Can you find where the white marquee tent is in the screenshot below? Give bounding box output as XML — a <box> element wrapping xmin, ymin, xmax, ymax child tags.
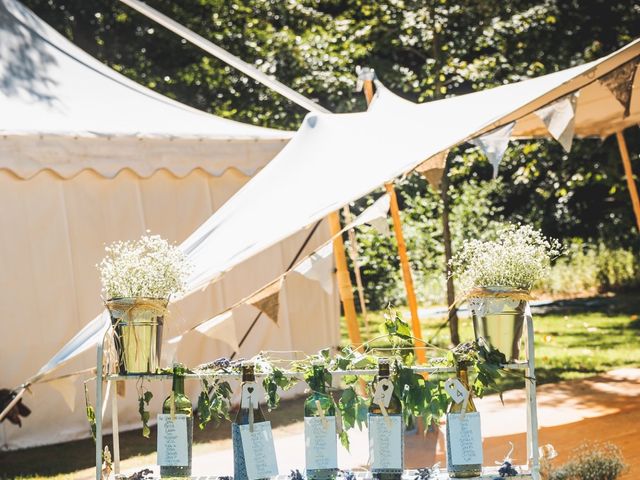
<box><xmin>0</xmin><ymin>0</ymin><xmax>339</xmax><ymax>450</ymax></box>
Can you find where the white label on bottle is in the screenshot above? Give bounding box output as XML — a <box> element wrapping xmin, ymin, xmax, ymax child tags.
<box><xmin>447</xmin><ymin>412</ymin><xmax>483</xmax><ymax>465</ymax></box>
<box><xmin>368</xmin><ymin>414</ymin><xmax>403</xmax><ymax>470</ymax></box>
<box><xmin>304</xmin><ymin>416</ymin><xmax>338</xmax><ymax>470</ymax></box>
<box><xmin>239</xmin><ymin>421</ymin><xmax>279</xmax><ymax>480</ymax></box>
<box><xmin>241</xmin><ymin>382</ymin><xmax>260</xmax><ymax>409</ymax></box>
<box><xmin>373</xmin><ymin>378</ymin><xmax>394</xmax><ymax>408</ymax></box>
<box><xmin>157</xmin><ymin>414</ymin><xmax>189</xmax><ymax>467</ymax></box>
<box><xmin>444</xmin><ymin>378</ymin><xmax>469</xmax><ymax>404</ymax></box>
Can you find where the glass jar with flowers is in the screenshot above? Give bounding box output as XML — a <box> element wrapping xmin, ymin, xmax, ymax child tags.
<box><xmin>449</xmin><ymin>224</ymin><xmax>561</xmax><ymax>360</ymax></box>
<box><xmin>99</xmin><ymin>234</ymin><xmax>191</xmax><ymax>374</ymax></box>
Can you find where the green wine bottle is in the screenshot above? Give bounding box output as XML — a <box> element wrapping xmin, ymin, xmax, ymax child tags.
<box><xmin>160</xmin><ymin>363</ymin><xmax>193</xmax><ymax>478</ymax></box>
<box><xmin>233</xmin><ymin>362</ymin><xmax>266</xmax><ymax>480</ymax></box>
<box><xmin>446</xmin><ymin>365</ymin><xmax>482</xmax><ymax>478</ymax></box>
<box><xmin>369</xmin><ymin>358</ymin><xmax>403</xmax><ymax>480</ymax></box>
<box><xmin>304</xmin><ymin>364</ymin><xmax>338</xmax><ymax>480</ymax></box>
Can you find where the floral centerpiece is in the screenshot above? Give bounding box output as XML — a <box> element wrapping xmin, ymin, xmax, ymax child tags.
<box><xmin>449</xmin><ymin>223</ymin><xmax>561</xmax><ymax>359</ymax></box>
<box><xmin>99</xmin><ymin>234</ymin><xmax>191</xmax><ymax>374</ymax></box>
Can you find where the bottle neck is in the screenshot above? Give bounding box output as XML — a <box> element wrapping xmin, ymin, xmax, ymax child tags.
<box><xmin>456</xmin><ymin>365</ymin><xmax>470</xmax><ymax>389</ymax></box>
<box><xmin>241</xmin><ymin>362</ymin><xmax>256</xmax><ymax>383</ymax></box>
<box><xmin>172</xmin><ymin>374</ymin><xmax>185</xmax><ymax>395</ymax></box>
<box><xmin>312</xmin><ymin>367</ymin><xmax>326</xmax><ymax>393</ymax></box>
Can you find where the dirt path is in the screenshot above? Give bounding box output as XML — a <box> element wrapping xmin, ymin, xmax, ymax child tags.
<box><xmin>83</xmin><ymin>368</ymin><xmax>640</xmax><ymax>479</ymax></box>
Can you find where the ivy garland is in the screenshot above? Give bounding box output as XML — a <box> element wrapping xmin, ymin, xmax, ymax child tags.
<box><xmin>85</xmin><ymin>312</ymin><xmax>509</xmax><ymax>443</ymax></box>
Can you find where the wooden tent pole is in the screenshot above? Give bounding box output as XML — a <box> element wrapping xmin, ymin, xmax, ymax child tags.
<box><xmin>616</xmin><ymin>130</ymin><xmax>640</xmax><ymax>232</ymax></box>
<box><xmin>329</xmin><ymin>212</ymin><xmax>362</xmax><ymax>345</ymax></box>
<box><xmin>362</xmin><ymin>78</ymin><xmax>426</xmax><ymax>363</ymax></box>
<box><xmin>343</xmin><ymin>206</ymin><xmax>370</xmax><ymax>333</ymax></box>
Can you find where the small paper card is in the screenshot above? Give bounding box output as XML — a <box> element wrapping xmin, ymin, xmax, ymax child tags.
<box><xmin>241</xmin><ymin>382</ymin><xmax>260</xmax><ymax>409</ymax></box>
<box><xmin>447</xmin><ymin>412</ymin><xmax>483</xmax><ymax>465</ymax></box>
<box><xmin>239</xmin><ymin>421</ymin><xmax>279</xmax><ymax>480</ymax></box>
<box><xmin>373</xmin><ymin>379</ymin><xmax>394</xmax><ymax>408</ymax></box>
<box><xmin>157</xmin><ymin>414</ymin><xmax>189</xmax><ymax>467</ymax></box>
<box><xmin>368</xmin><ymin>414</ymin><xmax>403</xmax><ymax>470</ymax></box>
<box><xmin>304</xmin><ymin>416</ymin><xmax>338</xmax><ymax>470</ymax></box>
<box><xmin>444</xmin><ymin>378</ymin><xmax>469</xmax><ymax>404</ymax></box>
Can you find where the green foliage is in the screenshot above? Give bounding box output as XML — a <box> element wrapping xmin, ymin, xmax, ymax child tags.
<box><xmin>83</xmin><ymin>383</ymin><xmax>97</xmax><ymax>442</ymax></box>
<box><xmin>196</xmin><ymin>378</ymin><xmax>232</xmax><ymax>430</ymax></box>
<box><xmin>137</xmin><ymin>388</ymin><xmax>153</xmax><ymax>438</ymax></box>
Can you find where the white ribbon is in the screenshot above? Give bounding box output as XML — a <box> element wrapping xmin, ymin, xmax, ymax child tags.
<box><xmin>293</xmin><ymin>243</ymin><xmax>335</xmax><ymax>294</ymax></box>
<box><xmin>535</xmin><ymin>92</ymin><xmax>579</xmax><ymax>152</ymax></box>
<box><xmin>470</xmin><ymin>122</ymin><xmax>515</xmax><ymax>178</ymax></box>
<box><xmin>194</xmin><ymin>310</ymin><xmax>239</xmax><ymax>350</ymax></box>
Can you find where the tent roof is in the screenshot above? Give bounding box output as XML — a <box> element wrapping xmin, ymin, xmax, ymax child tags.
<box><xmin>0</xmin><ymin>0</ymin><xmax>292</xmax><ymax>178</ymax></box>
<box><xmin>29</xmin><ymin>38</ymin><xmax>639</xmax><ymax>384</ymax></box>
<box><xmin>182</xmin><ymin>38</ymin><xmax>639</xmax><ymax>292</ymax></box>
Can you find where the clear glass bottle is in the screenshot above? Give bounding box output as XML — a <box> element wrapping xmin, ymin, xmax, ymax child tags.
<box><xmin>304</xmin><ymin>364</ymin><xmax>338</xmax><ymax>480</ymax></box>
<box><xmin>446</xmin><ymin>365</ymin><xmax>482</xmax><ymax>478</ymax></box>
<box><xmin>369</xmin><ymin>358</ymin><xmax>403</xmax><ymax>480</ymax></box>
<box><xmin>160</xmin><ymin>363</ymin><xmax>193</xmax><ymax>478</ymax></box>
<box><xmin>233</xmin><ymin>362</ymin><xmax>266</xmax><ymax>480</ymax></box>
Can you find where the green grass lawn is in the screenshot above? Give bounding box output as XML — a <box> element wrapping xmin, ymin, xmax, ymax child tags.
<box><xmin>2</xmin><ymin>293</ymin><xmax>639</xmax><ymax>479</ymax></box>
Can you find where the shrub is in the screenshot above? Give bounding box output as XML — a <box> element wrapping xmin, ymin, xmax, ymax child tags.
<box><xmin>546</xmin><ymin>442</ymin><xmax>627</xmax><ymax>480</ymax></box>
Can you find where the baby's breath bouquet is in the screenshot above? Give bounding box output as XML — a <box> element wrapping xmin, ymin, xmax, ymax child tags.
<box><xmin>99</xmin><ymin>234</ymin><xmax>191</xmax><ymax>300</ymax></box>
<box><xmin>450</xmin><ymin>223</ymin><xmax>561</xmax><ymax>295</ymax></box>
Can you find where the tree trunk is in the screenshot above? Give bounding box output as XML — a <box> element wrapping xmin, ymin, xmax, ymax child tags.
<box><xmin>440</xmin><ymin>171</ymin><xmax>460</xmax><ymax>346</ymax></box>
<box><xmin>430</xmin><ymin>1</ymin><xmax>460</xmax><ymax>345</ymax></box>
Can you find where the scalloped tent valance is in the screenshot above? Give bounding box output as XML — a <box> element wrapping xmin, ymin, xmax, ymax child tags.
<box><xmin>0</xmin><ymin>0</ymin><xmax>292</xmax><ymax>179</ymax></box>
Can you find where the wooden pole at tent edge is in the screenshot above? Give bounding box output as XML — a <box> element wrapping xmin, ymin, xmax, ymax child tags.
<box><xmin>329</xmin><ymin>212</ymin><xmax>362</xmax><ymax>345</ymax></box>
<box><xmin>616</xmin><ymin>130</ymin><xmax>640</xmax><ymax>232</ymax></box>
<box><xmin>362</xmin><ymin>80</ymin><xmax>426</xmax><ymax>364</ymax></box>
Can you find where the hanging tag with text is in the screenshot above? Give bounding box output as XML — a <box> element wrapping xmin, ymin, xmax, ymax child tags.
<box><xmin>444</xmin><ymin>378</ymin><xmax>469</xmax><ymax>404</ymax></box>
<box><xmin>373</xmin><ymin>378</ymin><xmax>394</xmax><ymax>408</ymax></box>
<box><xmin>241</xmin><ymin>382</ymin><xmax>259</xmax><ymax>409</ymax></box>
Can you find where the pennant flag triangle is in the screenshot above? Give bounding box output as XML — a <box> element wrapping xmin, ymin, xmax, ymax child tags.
<box><xmin>534</xmin><ymin>92</ymin><xmax>579</xmax><ymax>153</ymax></box>
<box><xmin>195</xmin><ymin>310</ymin><xmax>239</xmax><ymax>350</ymax></box>
<box><xmin>598</xmin><ymin>58</ymin><xmax>639</xmax><ymax>117</ymax></box>
<box><xmin>247</xmin><ymin>278</ymin><xmax>284</xmax><ymax>324</ymax></box>
<box><xmin>293</xmin><ymin>243</ymin><xmax>335</xmax><ymax>294</ymax></box>
<box><xmin>470</xmin><ymin>122</ymin><xmax>515</xmax><ymax>178</ymax></box>
<box><xmin>416</xmin><ymin>150</ymin><xmax>449</xmax><ymax>190</ymax></box>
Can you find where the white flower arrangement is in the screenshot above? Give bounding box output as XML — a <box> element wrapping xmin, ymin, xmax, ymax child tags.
<box><xmin>99</xmin><ymin>234</ymin><xmax>191</xmax><ymax>300</ymax></box>
<box><xmin>450</xmin><ymin>223</ymin><xmax>561</xmax><ymax>294</ymax></box>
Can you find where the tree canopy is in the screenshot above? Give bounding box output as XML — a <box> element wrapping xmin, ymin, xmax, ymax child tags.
<box><xmin>22</xmin><ymin>0</ymin><xmax>640</xmax><ymax>306</ymax></box>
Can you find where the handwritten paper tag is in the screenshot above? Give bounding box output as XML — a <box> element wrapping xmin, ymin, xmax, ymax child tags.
<box><xmin>447</xmin><ymin>412</ymin><xmax>483</xmax><ymax>465</ymax></box>
<box><xmin>373</xmin><ymin>379</ymin><xmax>394</xmax><ymax>408</ymax></box>
<box><xmin>368</xmin><ymin>414</ymin><xmax>403</xmax><ymax>470</ymax></box>
<box><xmin>157</xmin><ymin>414</ymin><xmax>189</xmax><ymax>467</ymax></box>
<box><xmin>239</xmin><ymin>421</ymin><xmax>279</xmax><ymax>480</ymax></box>
<box><xmin>304</xmin><ymin>416</ymin><xmax>338</xmax><ymax>470</ymax></box>
<box><xmin>241</xmin><ymin>382</ymin><xmax>260</xmax><ymax>409</ymax></box>
<box><xmin>444</xmin><ymin>378</ymin><xmax>469</xmax><ymax>404</ymax></box>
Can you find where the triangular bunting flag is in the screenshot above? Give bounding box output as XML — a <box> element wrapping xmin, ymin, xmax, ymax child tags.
<box><xmin>247</xmin><ymin>278</ymin><xmax>283</xmax><ymax>324</ymax></box>
<box><xmin>293</xmin><ymin>243</ymin><xmax>335</xmax><ymax>294</ymax></box>
<box><xmin>535</xmin><ymin>92</ymin><xmax>579</xmax><ymax>152</ymax></box>
<box><xmin>346</xmin><ymin>194</ymin><xmax>391</xmax><ymax>234</ymax></box>
<box><xmin>416</xmin><ymin>150</ymin><xmax>449</xmax><ymax>190</ymax></box>
<box><xmin>161</xmin><ymin>334</ymin><xmax>183</xmax><ymax>365</ymax></box>
<box><xmin>49</xmin><ymin>376</ymin><xmax>77</xmax><ymax>412</ymax></box>
<box><xmin>599</xmin><ymin>58</ymin><xmax>639</xmax><ymax>117</ymax></box>
<box><xmin>470</xmin><ymin>122</ymin><xmax>515</xmax><ymax>178</ymax></box>
<box><xmin>195</xmin><ymin>310</ymin><xmax>239</xmax><ymax>350</ymax></box>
